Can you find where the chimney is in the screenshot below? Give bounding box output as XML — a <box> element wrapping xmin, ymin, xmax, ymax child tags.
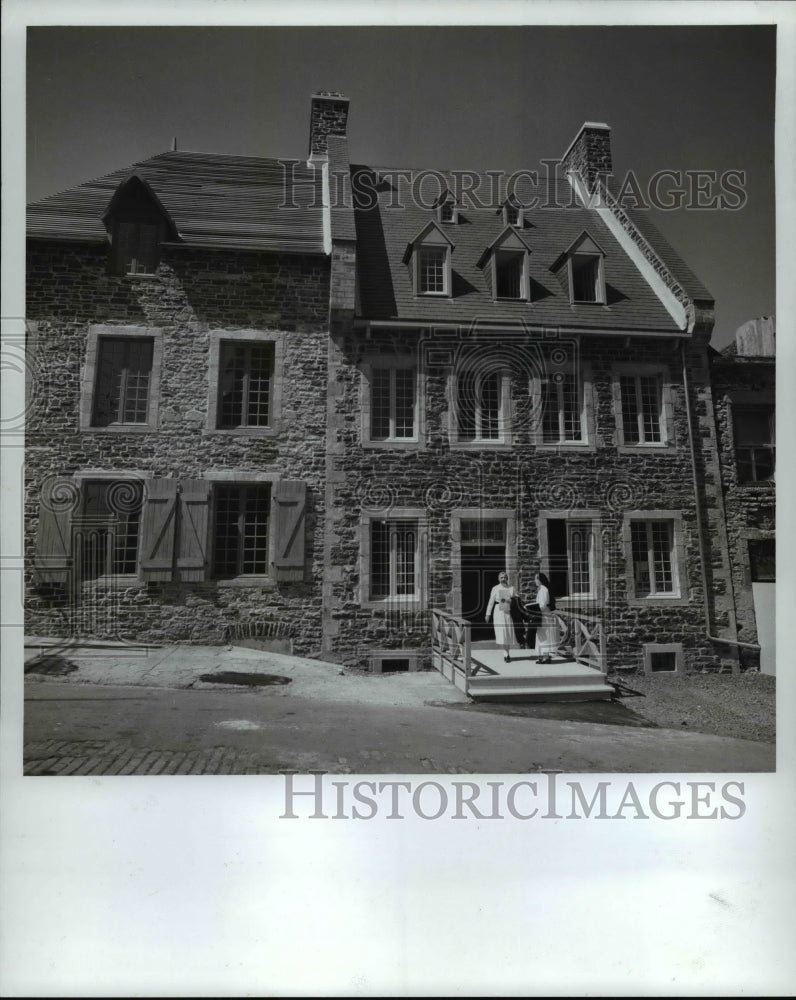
<box><xmin>308</xmin><ymin>91</ymin><xmax>350</xmax><ymax>160</ymax></box>
<box><xmin>735</xmin><ymin>316</ymin><xmax>775</xmax><ymax>357</ymax></box>
<box><xmin>561</xmin><ymin>122</ymin><xmax>612</xmax><ymax>193</ymax></box>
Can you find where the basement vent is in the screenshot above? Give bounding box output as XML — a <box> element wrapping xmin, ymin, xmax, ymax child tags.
<box><xmin>369</xmin><ymin>651</ymin><xmax>420</xmax><ymax>674</ymax></box>
<box><xmin>643</xmin><ymin>643</ymin><xmax>684</xmax><ymax>675</ymax></box>
<box><xmin>382</xmin><ymin>658</ymin><xmax>410</xmax><ymax>672</ymax></box>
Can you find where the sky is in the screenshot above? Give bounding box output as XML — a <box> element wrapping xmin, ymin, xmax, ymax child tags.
<box><xmin>23</xmin><ymin>23</ymin><xmax>777</xmax><ymax>348</ymax></box>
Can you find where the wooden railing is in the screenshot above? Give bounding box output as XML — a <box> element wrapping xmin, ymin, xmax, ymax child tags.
<box><xmin>430</xmin><ymin>608</ymin><xmax>472</xmax><ymax>696</ymax></box>
<box><xmin>553</xmin><ymin>609</ymin><xmax>607</xmax><ymax>673</ymax></box>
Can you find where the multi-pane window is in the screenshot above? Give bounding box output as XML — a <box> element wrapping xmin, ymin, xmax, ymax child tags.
<box><xmin>748</xmin><ymin>539</ymin><xmax>775</xmax><ymax>582</ymax></box>
<box><xmin>79</xmin><ymin>481</ymin><xmax>143</xmax><ymax>579</ymax></box>
<box><xmin>495</xmin><ymin>251</ymin><xmax>524</xmax><ymax>299</ymax></box>
<box><xmin>212</xmin><ymin>485</ymin><xmax>271</xmax><ymax>577</ymax></box>
<box><xmin>621</xmin><ymin>375</ymin><xmax>662</xmax><ymax>444</ymax></box>
<box><xmin>114</xmin><ymin>221</ymin><xmax>160</xmax><ymax>275</ymax></box>
<box><xmin>570</xmin><ymin>254</ymin><xmax>602</xmax><ymax>303</ymax></box>
<box><xmin>630</xmin><ymin>520</ymin><xmax>676</xmax><ymax>597</ymax></box>
<box><xmin>542</xmin><ymin>373</ymin><xmax>583</xmax><ymax>443</ymax></box>
<box><xmin>504</xmin><ymin>203</ymin><xmax>520</xmax><ymax>226</ymax></box>
<box><xmin>439</xmin><ymin>200</ymin><xmax>455</xmax><ymax>223</ymax></box>
<box><xmin>547</xmin><ymin>520</ymin><xmax>593</xmax><ymax>599</ymax></box>
<box><xmin>217</xmin><ymin>342</ymin><xmax>275</xmax><ymax>429</ymax></box>
<box><xmin>371</xmin><ymin>367</ymin><xmax>416</xmax><ymax>441</ymax></box>
<box><xmin>92</xmin><ymin>337</ymin><xmax>154</xmax><ymax>426</ymax></box>
<box><xmin>418</xmin><ymin>247</ymin><xmax>447</xmax><ymax>294</ymax></box>
<box><xmin>733</xmin><ymin>406</ymin><xmax>775</xmax><ymax>483</ymax></box>
<box><xmin>370</xmin><ymin>520</ymin><xmax>418</xmax><ymax>600</ymax></box>
<box><xmin>457</xmin><ymin>370</ymin><xmax>502</xmax><ymax>441</ymax></box>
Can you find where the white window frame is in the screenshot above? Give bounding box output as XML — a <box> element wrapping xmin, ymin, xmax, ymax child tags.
<box><xmin>414</xmin><ymin>244</ymin><xmax>451</xmax><ymax>297</ymax></box>
<box><xmin>450</xmin><ymin>366</ymin><xmax>512</xmax><ymax>448</ymax></box>
<box><xmin>360</xmin><ymin>508</ymin><xmax>426</xmax><ymax>610</ymax></box>
<box><xmin>567</xmin><ymin>252</ymin><xmax>605</xmax><ymax>304</ymax></box>
<box><xmin>612</xmin><ymin>363</ymin><xmax>675</xmax><ymax>452</ymax></box>
<box><xmin>206</xmin><ymin>330</ymin><xmax>284</xmax><ymax>437</ymax></box>
<box><xmin>491</xmin><ymin>249</ymin><xmax>530</xmax><ymax>301</ymax></box>
<box><xmin>538</xmin><ymin>509</ymin><xmax>603</xmax><ymax>605</ymax></box>
<box><xmin>437</xmin><ymin>199</ymin><xmax>458</xmax><ymax>224</ymax></box>
<box><xmin>502</xmin><ymin>202</ymin><xmax>523</xmax><ymax>228</ymax></box>
<box><xmin>80</xmin><ymin>325</ymin><xmax>164</xmax><ymax>433</ymax></box>
<box><xmin>530</xmin><ymin>361</ymin><xmax>595</xmax><ymax>451</ymax></box>
<box><xmin>642</xmin><ymin>643</ymin><xmax>685</xmax><ymax>675</ymax></box>
<box><xmin>621</xmin><ymin>510</ymin><xmax>689</xmax><ymax>606</ymax></box>
<box><xmin>361</xmin><ymin>356</ymin><xmax>423</xmax><ymax>448</ymax></box>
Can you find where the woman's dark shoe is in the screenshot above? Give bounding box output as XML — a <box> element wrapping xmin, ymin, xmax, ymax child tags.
<box><xmin>504</xmin><ymin>655</ymin><xmax>511</xmax><ymax>662</ymax></box>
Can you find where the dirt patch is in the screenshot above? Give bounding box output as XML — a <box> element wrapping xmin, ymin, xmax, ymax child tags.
<box><xmin>612</xmin><ymin>671</ymin><xmax>775</xmax><ymax>743</ymax></box>
<box><xmin>25</xmin><ymin>654</ymin><xmax>79</xmax><ymax>677</ymax></box>
<box><xmin>428</xmin><ymin>698</ymin><xmax>657</xmax><ymax>728</ymax></box>
<box><xmin>199</xmin><ymin>671</ymin><xmax>292</xmax><ymax>687</ymax></box>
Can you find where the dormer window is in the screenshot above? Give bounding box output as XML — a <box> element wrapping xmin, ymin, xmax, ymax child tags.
<box><xmin>403</xmin><ymin>221</ymin><xmax>454</xmax><ymax>297</ymax></box>
<box><xmin>436</xmin><ymin>190</ymin><xmax>458</xmax><ymax>224</ymax></box>
<box><xmin>500</xmin><ymin>196</ymin><xmax>523</xmax><ymax>228</ymax></box>
<box><xmin>553</xmin><ymin>231</ymin><xmax>606</xmax><ymax>305</ymax></box>
<box><xmin>477</xmin><ymin>227</ymin><xmax>532</xmax><ymax>302</ymax></box>
<box><xmin>103</xmin><ymin>174</ymin><xmax>178</xmax><ymax>277</ymax></box>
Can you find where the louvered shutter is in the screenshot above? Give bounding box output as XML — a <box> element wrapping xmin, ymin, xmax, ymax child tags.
<box><xmin>138</xmin><ymin>478</ymin><xmax>178</xmax><ymax>581</ymax></box>
<box><xmin>34</xmin><ymin>478</ymin><xmax>78</xmax><ymax>584</ymax></box>
<box><xmin>272</xmin><ymin>480</ymin><xmax>307</xmax><ymax>580</ymax></box>
<box><xmin>176</xmin><ymin>478</ymin><xmax>210</xmax><ymax>582</ymax></box>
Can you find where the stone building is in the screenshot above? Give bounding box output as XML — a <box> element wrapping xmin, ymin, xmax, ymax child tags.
<box><xmin>709</xmin><ymin>317</ymin><xmax>775</xmax><ymax>673</ymax></box>
<box><xmin>25</xmin><ymin>92</ymin><xmax>750</xmax><ymax>675</ymax></box>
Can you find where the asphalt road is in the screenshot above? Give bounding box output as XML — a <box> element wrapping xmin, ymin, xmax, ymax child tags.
<box><xmin>23</xmin><ymin>680</ymin><xmax>775</xmax><ymax>774</ymax></box>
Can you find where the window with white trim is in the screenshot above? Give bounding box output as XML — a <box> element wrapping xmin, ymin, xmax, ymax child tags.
<box><xmin>92</xmin><ymin>336</ymin><xmax>154</xmax><ymax>426</ymax></box>
<box><xmin>369</xmin><ymin>365</ymin><xmax>417</xmax><ymax>441</ymax></box>
<box><xmin>369</xmin><ymin>519</ymin><xmax>420</xmax><ymax>600</ymax></box>
<box><xmin>418</xmin><ymin>246</ymin><xmax>448</xmax><ymax>295</ymax></box>
<box><xmin>630</xmin><ymin>519</ymin><xmax>676</xmax><ymax>597</ymax></box>
<box><xmin>456</xmin><ymin>369</ymin><xmax>505</xmax><ymax>443</ymax></box>
<box><xmin>212</xmin><ymin>483</ymin><xmax>271</xmax><ymax>578</ymax></box>
<box><xmin>620</xmin><ymin>374</ymin><xmax>663</xmax><ymax>445</ymax></box>
<box><xmin>494</xmin><ymin>250</ymin><xmax>526</xmax><ymax>299</ymax></box>
<box><xmin>217</xmin><ymin>341</ymin><xmax>275</xmax><ymax>429</ymax></box>
<box><xmin>542</xmin><ymin>372</ymin><xmax>584</xmax><ymax>443</ymax></box>
<box><xmin>569</xmin><ymin>253</ymin><xmax>604</xmax><ymax>303</ymax></box>
<box><xmin>546</xmin><ymin>519</ymin><xmax>594</xmax><ymax>599</ymax></box>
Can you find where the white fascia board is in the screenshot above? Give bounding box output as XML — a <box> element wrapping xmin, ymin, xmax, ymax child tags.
<box><xmin>321</xmin><ymin>159</ymin><xmax>331</xmax><ymax>255</ymax></box>
<box><xmin>567</xmin><ymin>173</ymin><xmax>688</xmax><ymax>331</ymax></box>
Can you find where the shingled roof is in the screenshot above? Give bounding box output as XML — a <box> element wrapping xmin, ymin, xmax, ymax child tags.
<box><xmin>27</xmin><ymin>151</ymin><xmax>325</xmax><ymax>255</ymax></box>
<box><xmin>352</xmin><ymin>167</ymin><xmax>710</xmax><ymax>334</ymax></box>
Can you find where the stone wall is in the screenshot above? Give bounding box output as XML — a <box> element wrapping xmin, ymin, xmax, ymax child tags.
<box><xmin>26</xmin><ymin>239</ymin><xmax>331</xmax><ymax>653</ymax></box>
<box><xmin>323</xmin><ymin>327</ymin><xmax>734</xmax><ymax>673</ymax></box>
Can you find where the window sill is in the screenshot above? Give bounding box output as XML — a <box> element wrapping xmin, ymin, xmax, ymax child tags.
<box><xmin>204</xmin><ymin>426</ymin><xmax>279</xmax><ymax>437</ymax></box>
<box><xmin>81</xmin><ymin>576</ymin><xmax>145</xmax><ymax>589</ymax></box>
<box><xmin>120</xmin><ymin>273</ymin><xmax>162</xmax><ymax>281</ymax></box>
<box><xmin>83</xmin><ymin>423</ymin><xmax>156</xmax><ymax>434</ymax></box>
<box><xmin>362</xmin><ymin>438</ymin><xmax>424</xmax><ymax>449</ymax></box>
<box><xmin>214</xmin><ymin>576</ymin><xmax>277</xmax><ymax>590</ymax></box>
<box><xmin>617</xmin><ymin>443</ymin><xmax>676</xmax><ymax>455</ymax></box>
<box><xmin>450</xmin><ymin>439</ymin><xmax>511</xmax><ymax>450</ymax></box>
<box><xmin>416</xmin><ymin>291</ymin><xmax>450</xmax><ymax>298</ymax></box>
<box><xmin>534</xmin><ymin>442</ymin><xmax>595</xmax><ymax>453</ymax></box>
<box><xmin>361</xmin><ymin>597</ymin><xmax>423</xmax><ymax>612</ymax></box>
<box><xmin>626</xmin><ymin>595</ymin><xmax>690</xmax><ymax>608</ymax></box>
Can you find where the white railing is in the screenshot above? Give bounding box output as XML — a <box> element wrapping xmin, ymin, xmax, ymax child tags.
<box><xmin>553</xmin><ymin>609</ymin><xmax>607</xmax><ymax>673</ymax></box>
<box><xmin>430</xmin><ymin>608</ymin><xmax>472</xmax><ymax>695</ymax></box>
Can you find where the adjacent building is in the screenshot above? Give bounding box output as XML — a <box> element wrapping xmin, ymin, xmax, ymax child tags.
<box><xmin>25</xmin><ymin>91</ymin><xmax>765</xmax><ymax>676</ymax></box>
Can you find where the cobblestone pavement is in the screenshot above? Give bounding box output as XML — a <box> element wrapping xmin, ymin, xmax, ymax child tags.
<box><xmin>23</xmin><ymin>738</ymin><xmax>479</xmax><ymax>776</ymax></box>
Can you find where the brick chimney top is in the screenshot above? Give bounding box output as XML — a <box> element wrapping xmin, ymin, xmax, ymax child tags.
<box><xmin>309</xmin><ymin>92</ymin><xmax>350</xmax><ymax>159</ymax></box>
<box><xmin>561</xmin><ymin>122</ymin><xmax>612</xmax><ymax>192</ymax></box>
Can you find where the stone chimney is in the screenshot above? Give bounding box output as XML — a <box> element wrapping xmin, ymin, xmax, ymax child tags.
<box><xmin>561</xmin><ymin>122</ymin><xmax>612</xmax><ymax>192</ymax></box>
<box><xmin>308</xmin><ymin>91</ymin><xmax>350</xmax><ymax>160</ymax></box>
<box><xmin>735</xmin><ymin>316</ymin><xmax>775</xmax><ymax>357</ymax></box>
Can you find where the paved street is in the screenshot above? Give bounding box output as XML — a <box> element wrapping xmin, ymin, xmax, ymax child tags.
<box><xmin>23</xmin><ymin>680</ymin><xmax>775</xmax><ymax>774</ymax></box>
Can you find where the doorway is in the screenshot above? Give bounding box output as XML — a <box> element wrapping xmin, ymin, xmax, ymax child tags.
<box><xmin>459</xmin><ymin>519</ymin><xmax>507</xmax><ymax>642</ymax></box>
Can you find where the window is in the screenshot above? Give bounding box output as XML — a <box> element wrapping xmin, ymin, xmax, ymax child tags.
<box><xmin>504</xmin><ymin>203</ymin><xmax>520</xmax><ymax>227</ymax></box>
<box><xmin>643</xmin><ymin>643</ymin><xmax>684</xmax><ymax>674</ymax></box>
<box><xmin>570</xmin><ymin>254</ymin><xmax>603</xmax><ymax>303</ymax></box>
<box><xmin>620</xmin><ymin>374</ymin><xmax>662</xmax><ymax>444</ymax></box>
<box><xmin>439</xmin><ymin>199</ymin><xmax>458</xmax><ymax>223</ymax></box>
<box><xmin>630</xmin><ymin>520</ymin><xmax>676</xmax><ymax>597</ymax></box>
<box><xmin>91</xmin><ymin>337</ymin><xmax>154</xmax><ymax>426</ymax></box>
<box><xmin>456</xmin><ymin>369</ymin><xmax>504</xmax><ymax>442</ymax></box>
<box><xmin>542</xmin><ymin>372</ymin><xmax>584</xmax><ymax>443</ymax></box>
<box><xmin>217</xmin><ymin>342</ymin><xmax>275</xmax><ymax>429</ymax></box>
<box><xmin>370</xmin><ymin>366</ymin><xmax>417</xmax><ymax>441</ymax></box>
<box><xmin>546</xmin><ymin>519</ymin><xmax>594</xmax><ymax>599</ymax></box>
<box><xmin>494</xmin><ymin>251</ymin><xmax>525</xmax><ymax>299</ymax></box>
<box><xmin>748</xmin><ymin>539</ymin><xmax>775</xmax><ymax>582</ymax></box>
<box><xmin>369</xmin><ymin>519</ymin><xmax>419</xmax><ymax>600</ymax></box>
<box><xmin>418</xmin><ymin>246</ymin><xmax>448</xmax><ymax>294</ymax></box>
<box><xmin>212</xmin><ymin>484</ymin><xmax>271</xmax><ymax>578</ymax></box>
<box><xmin>113</xmin><ymin>220</ymin><xmax>161</xmax><ymax>275</ymax></box>
<box><xmin>734</xmin><ymin>405</ymin><xmax>775</xmax><ymax>483</ymax></box>
<box><xmin>78</xmin><ymin>480</ymin><xmax>144</xmax><ymax>580</ymax></box>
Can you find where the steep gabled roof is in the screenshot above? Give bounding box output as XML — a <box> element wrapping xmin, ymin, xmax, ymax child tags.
<box><xmin>353</xmin><ymin>167</ymin><xmax>701</xmax><ymax>333</ymax></box>
<box><xmin>27</xmin><ymin>151</ymin><xmax>325</xmax><ymax>254</ymax></box>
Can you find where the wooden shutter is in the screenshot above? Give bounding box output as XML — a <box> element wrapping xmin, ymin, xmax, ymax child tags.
<box><xmin>138</xmin><ymin>478</ymin><xmax>178</xmax><ymax>582</ymax></box>
<box><xmin>176</xmin><ymin>478</ymin><xmax>210</xmax><ymax>582</ymax></box>
<box><xmin>272</xmin><ymin>480</ymin><xmax>306</xmax><ymax>580</ymax></box>
<box><xmin>34</xmin><ymin>478</ymin><xmax>77</xmax><ymax>584</ymax></box>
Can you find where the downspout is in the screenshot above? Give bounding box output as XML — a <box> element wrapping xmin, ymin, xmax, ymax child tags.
<box><xmin>681</xmin><ymin>341</ymin><xmax>759</xmax><ymax>651</ymax></box>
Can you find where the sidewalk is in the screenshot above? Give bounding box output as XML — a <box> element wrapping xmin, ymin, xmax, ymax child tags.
<box><xmin>23</xmin><ymin>637</ymin><xmax>468</xmax><ymax>709</ymax></box>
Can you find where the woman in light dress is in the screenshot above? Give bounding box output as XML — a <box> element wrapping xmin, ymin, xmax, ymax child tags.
<box><xmin>534</xmin><ymin>572</ymin><xmax>557</xmax><ymax>664</ymax></box>
<box><xmin>485</xmin><ymin>570</ymin><xmax>517</xmax><ymax>662</ymax></box>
